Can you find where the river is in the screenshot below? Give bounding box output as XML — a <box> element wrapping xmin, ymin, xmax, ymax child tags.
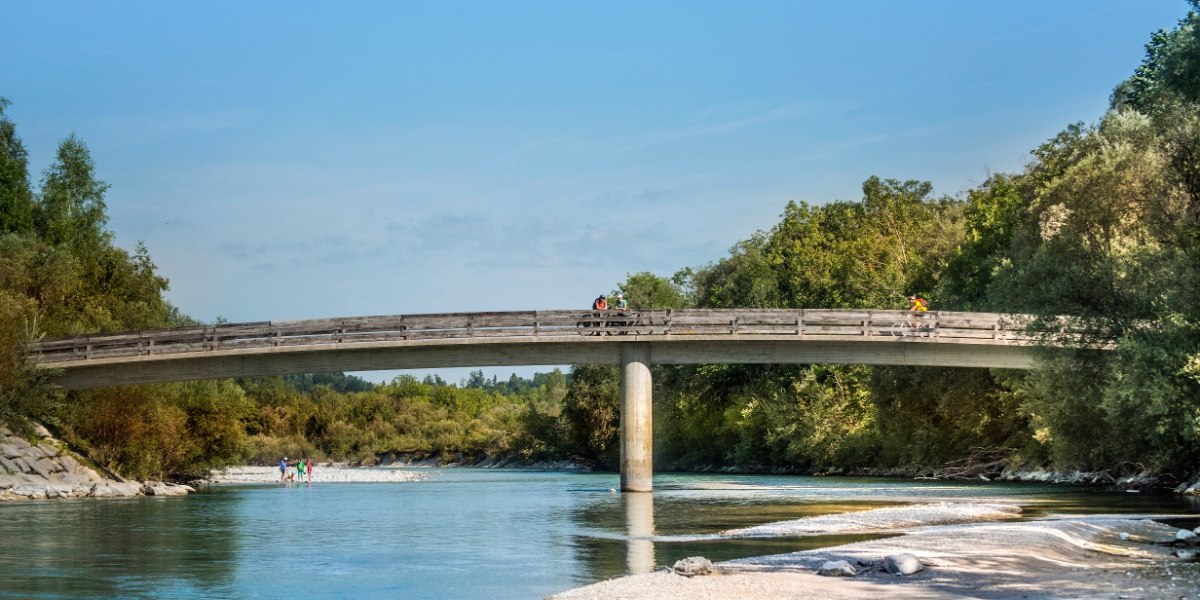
<box><xmin>0</xmin><ymin>469</ymin><xmax>1196</xmax><ymax>599</ymax></box>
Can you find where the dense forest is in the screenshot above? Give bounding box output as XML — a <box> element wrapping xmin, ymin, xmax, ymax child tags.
<box><xmin>2</xmin><ymin>4</ymin><xmax>1199</xmax><ymax>483</ymax></box>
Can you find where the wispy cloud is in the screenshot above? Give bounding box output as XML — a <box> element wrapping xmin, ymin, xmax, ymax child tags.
<box><xmin>620</xmin><ymin>105</ymin><xmax>802</xmax><ymax>151</ymax></box>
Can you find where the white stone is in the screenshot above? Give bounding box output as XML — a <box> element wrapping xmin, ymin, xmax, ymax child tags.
<box><xmin>1175</xmin><ymin>529</ymin><xmax>1198</xmax><ymax>543</ymax></box>
<box><xmin>817</xmin><ymin>560</ymin><xmax>857</xmax><ymax>577</ymax></box>
<box><xmin>885</xmin><ymin>553</ymin><xmax>925</xmax><ymax>575</ymax></box>
<box><xmin>143</xmin><ymin>482</ymin><xmax>190</xmax><ymax>497</ymax></box>
<box><xmin>672</xmin><ymin>556</ymin><xmax>714</xmax><ymax>577</ymax></box>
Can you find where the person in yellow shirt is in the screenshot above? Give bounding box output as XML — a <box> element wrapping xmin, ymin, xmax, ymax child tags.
<box><xmin>907</xmin><ymin>295</ymin><xmax>929</xmax><ymax>328</ymax></box>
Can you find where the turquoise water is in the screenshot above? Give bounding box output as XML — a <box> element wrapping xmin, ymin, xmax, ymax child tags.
<box><xmin>0</xmin><ymin>470</ymin><xmax>1196</xmax><ymax>599</ymax></box>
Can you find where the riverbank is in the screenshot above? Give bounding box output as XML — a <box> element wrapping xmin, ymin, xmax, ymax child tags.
<box><xmin>201</xmin><ymin>465</ymin><xmax>424</xmax><ymax>484</ymax></box>
<box><xmin>551</xmin><ymin>508</ymin><xmax>1200</xmax><ymax>600</ymax></box>
<box><xmin>0</xmin><ymin>425</ymin><xmax>192</xmax><ymax>500</ymax></box>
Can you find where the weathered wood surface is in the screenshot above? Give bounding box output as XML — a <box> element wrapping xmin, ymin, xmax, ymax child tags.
<box><xmin>30</xmin><ymin>309</ymin><xmax>1052</xmax><ymax>365</ymax></box>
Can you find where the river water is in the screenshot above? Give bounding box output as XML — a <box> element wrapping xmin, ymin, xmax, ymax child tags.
<box><xmin>1</xmin><ymin>470</ymin><xmax>1196</xmax><ymax>599</ymax></box>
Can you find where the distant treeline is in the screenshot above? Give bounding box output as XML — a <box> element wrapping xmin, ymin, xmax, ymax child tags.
<box><xmin>2</xmin><ymin>3</ymin><xmax>1199</xmax><ymax>482</ymax></box>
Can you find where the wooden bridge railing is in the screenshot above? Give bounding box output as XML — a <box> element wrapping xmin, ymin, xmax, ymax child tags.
<box><xmin>32</xmin><ymin>309</ymin><xmax>1036</xmax><ymax>364</ymax></box>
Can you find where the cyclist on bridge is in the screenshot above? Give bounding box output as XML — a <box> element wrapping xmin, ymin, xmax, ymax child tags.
<box><xmin>907</xmin><ymin>294</ymin><xmax>930</xmax><ymax>328</ymax></box>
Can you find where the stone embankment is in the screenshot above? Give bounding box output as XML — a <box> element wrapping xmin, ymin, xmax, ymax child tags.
<box><xmin>0</xmin><ymin>424</ymin><xmax>192</xmax><ymax>500</ymax></box>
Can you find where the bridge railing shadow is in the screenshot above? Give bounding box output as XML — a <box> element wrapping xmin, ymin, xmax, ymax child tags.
<box><xmin>32</xmin><ymin>309</ymin><xmax>1040</xmax><ymax>363</ymax></box>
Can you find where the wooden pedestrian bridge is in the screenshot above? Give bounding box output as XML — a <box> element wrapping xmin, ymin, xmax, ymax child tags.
<box><xmin>31</xmin><ymin>308</ymin><xmax>1065</xmax><ymax>492</ymax></box>
<box><xmin>34</xmin><ymin>309</ymin><xmax>1047</xmax><ymax>390</ymax></box>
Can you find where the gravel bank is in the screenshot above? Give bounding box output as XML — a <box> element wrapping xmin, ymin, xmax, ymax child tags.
<box><xmin>202</xmin><ymin>465</ymin><xmax>425</xmax><ymax>484</ymax></box>
<box><xmin>551</xmin><ymin>509</ymin><xmax>1200</xmax><ymax>599</ymax></box>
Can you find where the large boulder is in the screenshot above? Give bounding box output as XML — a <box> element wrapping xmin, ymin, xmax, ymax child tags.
<box><xmin>30</xmin><ymin>458</ymin><xmax>56</xmax><ymax>479</ymax></box>
<box><xmin>143</xmin><ymin>482</ymin><xmax>192</xmax><ymax>497</ymax></box>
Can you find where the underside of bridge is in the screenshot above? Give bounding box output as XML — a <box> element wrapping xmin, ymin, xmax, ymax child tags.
<box><xmin>45</xmin><ymin>336</ymin><xmax>1038</xmax><ymax>390</ymax></box>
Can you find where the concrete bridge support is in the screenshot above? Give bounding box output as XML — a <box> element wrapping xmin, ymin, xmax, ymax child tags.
<box><xmin>619</xmin><ymin>343</ymin><xmax>653</xmax><ymax>492</ymax></box>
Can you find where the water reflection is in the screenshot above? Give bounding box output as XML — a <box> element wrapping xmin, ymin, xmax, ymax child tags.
<box><xmin>0</xmin><ymin>494</ymin><xmax>241</xmax><ymax>598</ymax></box>
<box><xmin>623</xmin><ymin>492</ymin><xmax>655</xmax><ymax>574</ymax></box>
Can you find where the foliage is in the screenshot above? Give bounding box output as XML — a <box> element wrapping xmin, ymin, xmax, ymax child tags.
<box><xmin>617</xmin><ymin>271</ymin><xmax>692</xmax><ymax>309</ymax></box>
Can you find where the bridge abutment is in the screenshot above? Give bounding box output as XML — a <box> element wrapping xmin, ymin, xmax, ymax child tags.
<box><xmin>619</xmin><ymin>343</ymin><xmax>653</xmax><ymax>493</ymax></box>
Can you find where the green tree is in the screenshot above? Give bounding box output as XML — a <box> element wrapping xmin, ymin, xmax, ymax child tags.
<box><xmin>36</xmin><ymin>134</ymin><xmax>111</xmax><ymax>250</ymax></box>
<box><xmin>0</xmin><ymin>98</ymin><xmax>35</xmax><ymax>235</ymax></box>
<box><xmin>617</xmin><ymin>271</ymin><xmax>691</xmax><ymax>309</ymax></box>
<box><xmin>560</xmin><ymin>365</ymin><xmax>620</xmax><ymax>468</ymax></box>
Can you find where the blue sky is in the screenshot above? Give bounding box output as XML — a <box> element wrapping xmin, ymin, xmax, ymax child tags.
<box><xmin>3</xmin><ymin>1</ymin><xmax>1188</xmax><ymax>381</ymax></box>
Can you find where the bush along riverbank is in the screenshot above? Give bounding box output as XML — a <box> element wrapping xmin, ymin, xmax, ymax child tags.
<box><xmin>0</xmin><ymin>424</ymin><xmax>192</xmax><ymax>500</ymax></box>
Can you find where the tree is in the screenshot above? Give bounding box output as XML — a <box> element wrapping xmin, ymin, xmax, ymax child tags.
<box><xmin>1112</xmin><ymin>1</ymin><xmax>1200</xmax><ymax>111</ymax></box>
<box><xmin>559</xmin><ymin>365</ymin><xmax>620</xmax><ymax>468</ymax></box>
<box><xmin>0</xmin><ymin>98</ymin><xmax>35</xmax><ymax>235</ymax></box>
<box><xmin>36</xmin><ymin>134</ymin><xmax>111</xmax><ymax>249</ymax></box>
<box><xmin>617</xmin><ymin>271</ymin><xmax>691</xmax><ymax>309</ymax></box>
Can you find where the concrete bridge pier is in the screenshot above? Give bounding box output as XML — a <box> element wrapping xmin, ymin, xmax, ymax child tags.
<box><xmin>619</xmin><ymin>343</ymin><xmax>653</xmax><ymax>492</ymax></box>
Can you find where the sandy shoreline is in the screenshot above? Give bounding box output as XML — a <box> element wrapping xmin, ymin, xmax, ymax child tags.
<box><xmin>201</xmin><ymin>465</ymin><xmax>424</xmax><ymax>484</ymax></box>
<box><xmin>551</xmin><ymin>508</ymin><xmax>1200</xmax><ymax>599</ymax></box>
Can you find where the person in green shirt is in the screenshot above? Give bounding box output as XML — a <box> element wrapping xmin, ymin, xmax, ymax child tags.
<box><xmin>613</xmin><ymin>293</ymin><xmax>628</xmax><ymax>311</ymax></box>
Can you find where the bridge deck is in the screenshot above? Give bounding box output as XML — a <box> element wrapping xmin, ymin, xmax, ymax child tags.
<box><xmin>31</xmin><ymin>309</ymin><xmax>1047</xmax><ymax>389</ymax></box>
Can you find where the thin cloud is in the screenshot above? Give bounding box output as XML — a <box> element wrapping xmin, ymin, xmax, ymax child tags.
<box><xmin>621</xmin><ymin>105</ymin><xmax>802</xmax><ymax>151</ymax></box>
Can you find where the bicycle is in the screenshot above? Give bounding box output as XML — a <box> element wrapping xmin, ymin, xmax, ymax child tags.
<box><xmin>576</xmin><ymin>311</ymin><xmax>646</xmax><ymax>336</ymax></box>
<box><xmin>890</xmin><ymin>313</ymin><xmax>936</xmax><ymax>337</ymax></box>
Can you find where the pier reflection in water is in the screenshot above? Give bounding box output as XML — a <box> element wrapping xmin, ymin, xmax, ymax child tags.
<box><xmin>624</xmin><ymin>492</ymin><xmax>655</xmax><ymax>574</ymax></box>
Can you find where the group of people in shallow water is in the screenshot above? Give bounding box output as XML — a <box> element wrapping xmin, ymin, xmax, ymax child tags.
<box><xmin>279</xmin><ymin>456</ymin><xmax>313</xmax><ymax>483</ymax></box>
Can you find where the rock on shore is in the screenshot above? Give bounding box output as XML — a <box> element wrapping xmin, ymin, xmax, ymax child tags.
<box><xmin>0</xmin><ymin>424</ymin><xmax>193</xmax><ymax>500</ymax></box>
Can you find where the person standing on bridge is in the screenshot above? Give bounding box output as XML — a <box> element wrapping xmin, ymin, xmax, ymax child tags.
<box><xmin>613</xmin><ymin>293</ymin><xmax>628</xmax><ymax>311</ymax></box>
<box><xmin>593</xmin><ymin>295</ymin><xmax>608</xmax><ymax>311</ymax></box>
